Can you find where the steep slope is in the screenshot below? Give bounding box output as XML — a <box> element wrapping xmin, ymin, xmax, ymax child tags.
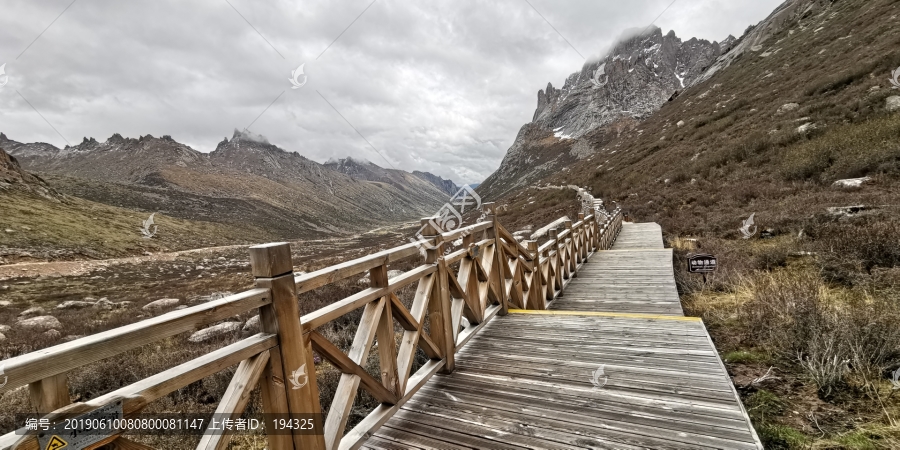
<box><xmin>479</xmin><ymin>26</ymin><xmax>725</xmax><ymax>199</ymax></box>
<box><xmin>484</xmin><ymin>0</ymin><xmax>900</xmax><ymax>235</ymax></box>
<box><xmin>411</xmin><ymin>171</ymin><xmax>460</xmax><ymax>195</ymax></box>
<box><xmin>0</xmin><ymin>147</ymin><xmax>61</xmax><ymax>201</ymax></box>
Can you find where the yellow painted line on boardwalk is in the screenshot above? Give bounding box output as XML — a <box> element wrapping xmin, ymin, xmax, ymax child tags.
<box><xmin>508</xmin><ymin>309</ymin><xmax>701</xmax><ymax>322</ymax></box>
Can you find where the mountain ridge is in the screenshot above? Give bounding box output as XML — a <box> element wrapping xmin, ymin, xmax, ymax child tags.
<box><xmin>1</xmin><ymin>129</ymin><xmax>453</xmax><ymax>237</ymax></box>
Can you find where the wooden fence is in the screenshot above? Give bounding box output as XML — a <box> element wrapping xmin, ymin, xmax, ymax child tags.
<box><xmin>0</xmin><ymin>198</ymin><xmax>622</xmax><ymax>450</ymax></box>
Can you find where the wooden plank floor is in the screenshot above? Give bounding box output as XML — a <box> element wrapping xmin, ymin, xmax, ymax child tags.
<box><xmin>550</xmin><ymin>222</ymin><xmax>683</xmax><ymax>316</ymax></box>
<box><xmin>364</xmin><ymin>223</ymin><xmax>761</xmax><ymax>449</ymax></box>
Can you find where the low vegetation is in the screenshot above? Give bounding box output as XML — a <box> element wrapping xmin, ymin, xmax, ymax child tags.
<box><xmin>673</xmin><ymin>220</ymin><xmax>900</xmax><ymax>449</ymax></box>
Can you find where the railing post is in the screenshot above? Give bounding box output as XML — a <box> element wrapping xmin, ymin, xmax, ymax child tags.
<box><xmin>29</xmin><ymin>373</ymin><xmax>70</xmax><ymax>414</ymax></box>
<box><xmin>563</xmin><ymin>220</ymin><xmax>575</xmax><ymax>278</ymax></box>
<box><xmin>249</xmin><ymin>242</ymin><xmax>325</xmax><ymax>450</ymax></box>
<box><xmin>421</xmin><ymin>219</ymin><xmax>456</xmax><ymax>374</ymax></box>
<box><xmin>549</xmin><ymin>227</ymin><xmax>561</xmax><ymax>297</ymax></box>
<box><xmin>525</xmin><ymin>240</ymin><xmax>544</xmax><ymax>310</ymax></box>
<box><xmin>577</xmin><ymin>213</ymin><xmax>588</xmax><ymax>260</ymax></box>
<box><xmin>483</xmin><ymin>202</ymin><xmax>509</xmax><ymax>316</ymax></box>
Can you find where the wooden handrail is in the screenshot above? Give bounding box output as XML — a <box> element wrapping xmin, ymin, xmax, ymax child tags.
<box><xmin>0</xmin><ymin>196</ymin><xmax>623</xmax><ymax>450</ymax></box>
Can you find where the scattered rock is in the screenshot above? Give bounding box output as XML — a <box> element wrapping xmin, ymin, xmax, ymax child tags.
<box><xmin>0</xmin><ymin>325</ymin><xmax>10</xmax><ymax>333</ymax></box>
<box><xmin>174</xmin><ymin>305</ymin><xmax>188</xmax><ymax>310</ymax></box>
<box><xmin>19</xmin><ymin>306</ymin><xmax>45</xmax><ymax>317</ymax></box>
<box><xmin>243</xmin><ymin>315</ymin><xmax>260</xmax><ymax>332</ymax></box>
<box><xmin>833</xmin><ymin>177</ymin><xmax>871</xmax><ymax>188</ymax></box>
<box><xmin>17</xmin><ymin>315</ymin><xmax>62</xmax><ymax>330</ymax></box>
<box><xmin>796</xmin><ymin>123</ymin><xmax>816</xmax><ymax>133</ymax></box>
<box><xmin>887</xmin><ymin>96</ymin><xmax>900</xmax><ymax>112</ymax></box>
<box><xmin>192</xmin><ymin>292</ymin><xmax>234</xmax><ymax>303</ymax></box>
<box><xmin>0</xmin><ymin>300</ymin><xmax>10</xmax><ymax>307</ymax></box>
<box><xmin>143</xmin><ymin>298</ymin><xmax>180</xmax><ymax>310</ymax></box>
<box><xmin>57</xmin><ymin>301</ymin><xmax>94</xmax><ymax>310</ymax></box>
<box><xmin>188</xmin><ymin>322</ymin><xmax>242</xmax><ymax>343</ymax></box>
<box><xmin>43</xmin><ymin>329</ymin><xmax>62</xmax><ymax>340</ymax></box>
<box><xmin>94</xmin><ymin>299</ymin><xmax>115</xmax><ymax>310</ymax></box>
<box><xmin>356</xmin><ymin>277</ymin><xmax>370</xmax><ymax>286</ymax></box>
<box><xmin>62</xmin><ymin>335</ymin><xmax>85</xmax><ymax>342</ymax></box>
<box><xmin>827</xmin><ymin>205</ymin><xmax>866</xmax><ymax>216</ymax></box>
<box><xmin>196</xmin><ymin>265</ymin><xmax>205</xmax><ymax>270</ymax></box>
<box><xmin>387</xmin><ymin>270</ymin><xmax>404</xmax><ymax>279</ymax></box>
<box><xmin>776</xmin><ymin>103</ymin><xmax>800</xmax><ymax>114</ymax></box>
<box><xmin>0</xmin><ymin>332</ymin><xmax>5</xmax><ymax>342</ymax></box>
<box><xmin>676</xmin><ymin>120</ymin><xmax>685</xmax><ymax>128</ymax></box>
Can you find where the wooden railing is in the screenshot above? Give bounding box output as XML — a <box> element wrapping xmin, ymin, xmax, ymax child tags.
<box><xmin>0</xmin><ymin>199</ymin><xmax>622</xmax><ymax>450</ymax></box>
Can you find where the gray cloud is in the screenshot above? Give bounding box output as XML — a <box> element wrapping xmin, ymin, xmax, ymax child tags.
<box><xmin>0</xmin><ymin>0</ymin><xmax>784</xmax><ymax>184</ymax></box>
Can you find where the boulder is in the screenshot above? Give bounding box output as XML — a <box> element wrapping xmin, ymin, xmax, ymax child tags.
<box><xmin>776</xmin><ymin>103</ymin><xmax>800</xmax><ymax>114</ymax></box>
<box><xmin>887</xmin><ymin>96</ymin><xmax>900</xmax><ymax>112</ymax></box>
<box><xmin>796</xmin><ymin>123</ymin><xmax>816</xmax><ymax>133</ymax></box>
<box><xmin>676</xmin><ymin>120</ymin><xmax>685</xmax><ymax>127</ymax></box>
<box><xmin>188</xmin><ymin>322</ymin><xmax>242</xmax><ymax>343</ymax></box>
<box><xmin>43</xmin><ymin>329</ymin><xmax>62</xmax><ymax>340</ymax></box>
<box><xmin>243</xmin><ymin>315</ymin><xmax>260</xmax><ymax>332</ymax></box>
<box><xmin>0</xmin><ymin>324</ymin><xmax>10</xmax><ymax>333</ymax></box>
<box><xmin>57</xmin><ymin>301</ymin><xmax>94</xmax><ymax>310</ymax></box>
<box><xmin>94</xmin><ymin>299</ymin><xmax>115</xmax><ymax>310</ymax></box>
<box><xmin>19</xmin><ymin>306</ymin><xmax>45</xmax><ymax>317</ymax></box>
<box><xmin>17</xmin><ymin>315</ymin><xmax>62</xmax><ymax>330</ymax></box>
<box><xmin>143</xmin><ymin>298</ymin><xmax>180</xmax><ymax>310</ymax></box>
<box><xmin>827</xmin><ymin>205</ymin><xmax>866</xmax><ymax>216</ymax></box>
<box><xmin>833</xmin><ymin>177</ymin><xmax>871</xmax><ymax>188</ymax></box>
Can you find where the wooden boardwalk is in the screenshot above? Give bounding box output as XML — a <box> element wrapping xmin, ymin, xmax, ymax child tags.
<box><xmin>550</xmin><ymin>222</ymin><xmax>682</xmax><ymax>316</ymax></box>
<box><xmin>364</xmin><ymin>223</ymin><xmax>761</xmax><ymax>449</ymax></box>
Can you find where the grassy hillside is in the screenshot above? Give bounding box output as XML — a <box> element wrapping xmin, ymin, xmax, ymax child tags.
<box><xmin>0</xmin><ymin>190</ymin><xmax>277</xmax><ymax>262</ymax></box>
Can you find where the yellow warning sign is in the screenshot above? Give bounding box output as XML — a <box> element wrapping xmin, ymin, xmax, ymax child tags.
<box><xmin>45</xmin><ymin>435</ymin><xmax>67</xmax><ymax>450</ymax></box>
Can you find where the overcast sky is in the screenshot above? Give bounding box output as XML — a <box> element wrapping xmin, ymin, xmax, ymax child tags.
<box><xmin>0</xmin><ymin>0</ymin><xmax>783</xmax><ymax>184</ymax></box>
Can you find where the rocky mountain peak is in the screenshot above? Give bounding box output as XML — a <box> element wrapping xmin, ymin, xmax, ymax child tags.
<box><xmin>480</xmin><ymin>25</ymin><xmax>725</xmax><ymax>198</ymax></box>
<box><xmin>531</xmin><ymin>25</ymin><xmax>722</xmax><ymax>141</ymax></box>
